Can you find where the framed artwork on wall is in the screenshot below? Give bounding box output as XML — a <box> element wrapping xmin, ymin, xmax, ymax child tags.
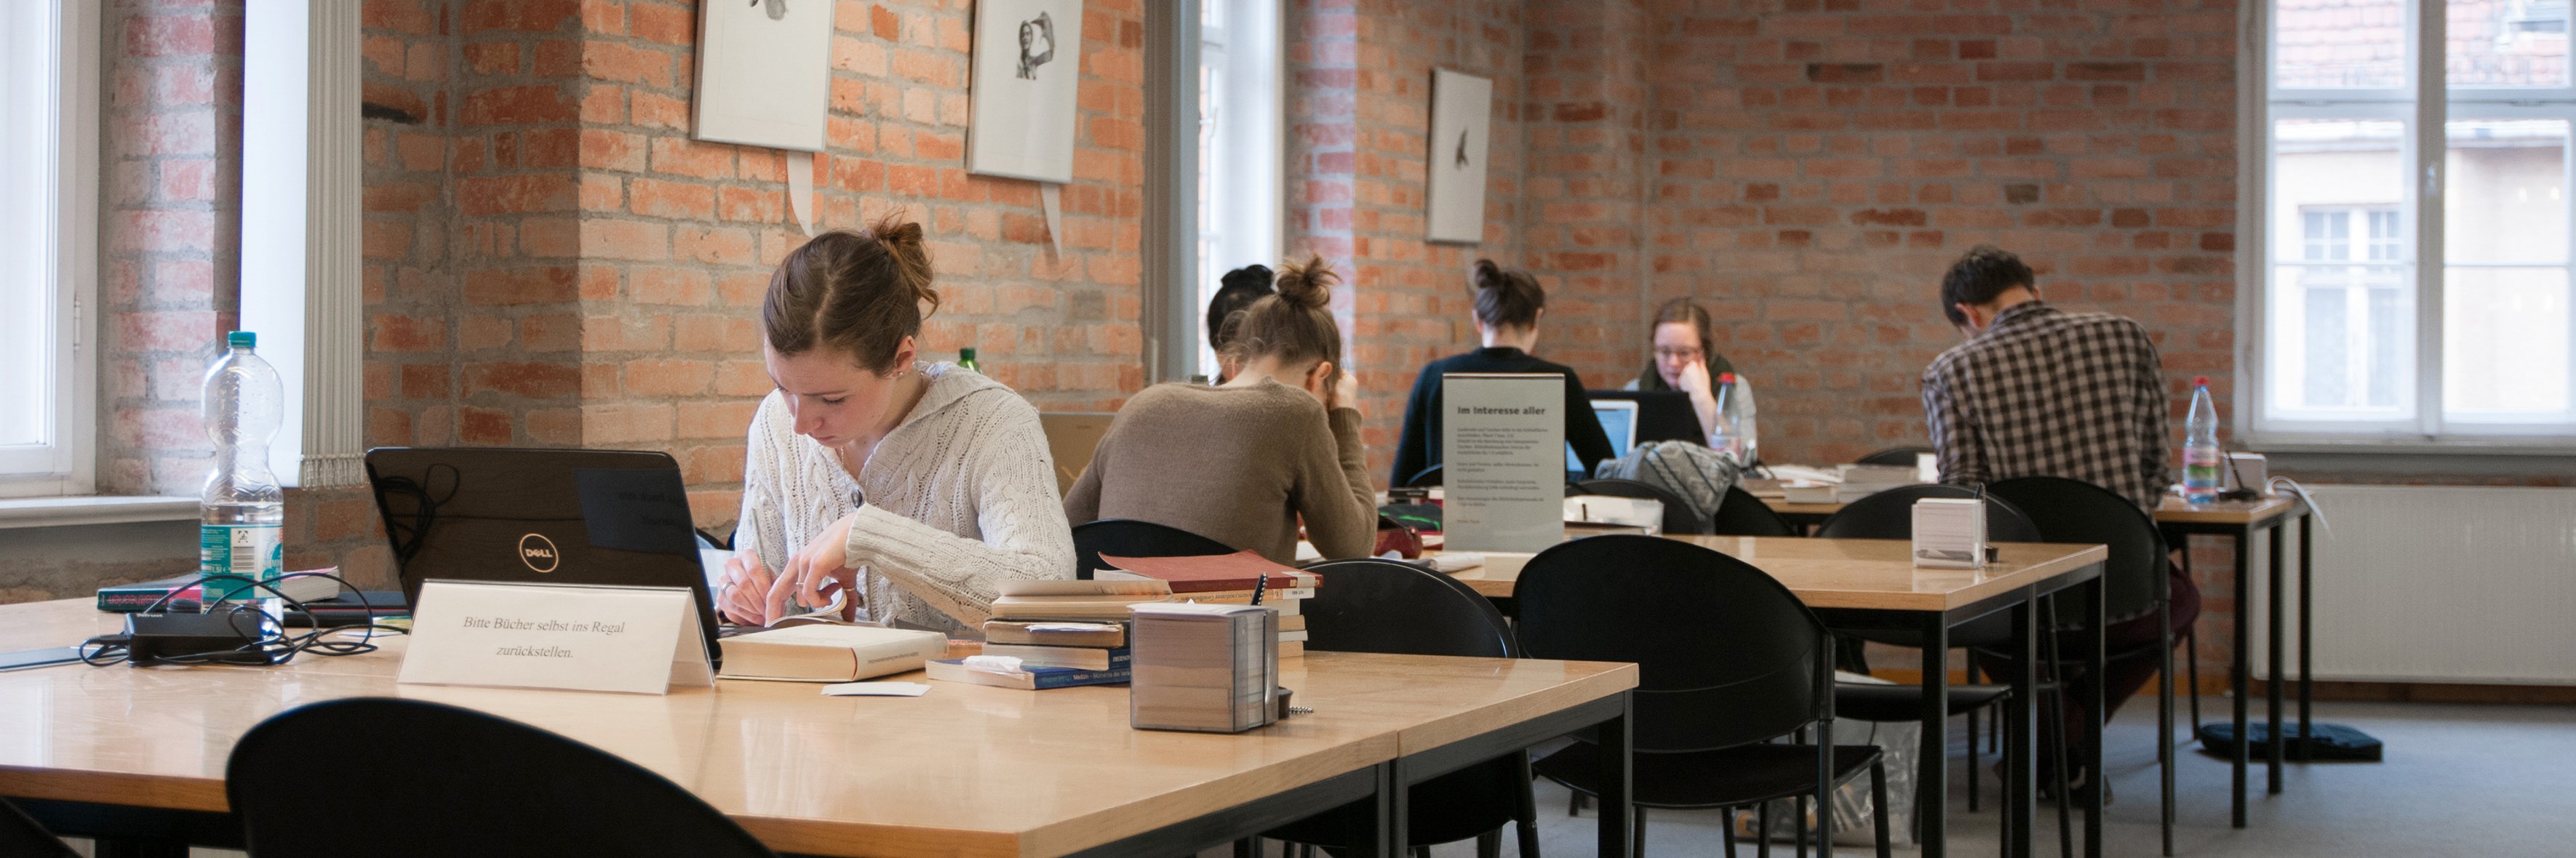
<box><xmin>693</xmin><ymin>0</ymin><xmax>838</xmax><ymax>151</ymax></box>
<box><xmin>967</xmin><ymin>0</ymin><xmax>1085</xmax><ymax>183</ymax></box>
<box><xmin>1425</xmin><ymin>68</ymin><xmax>1493</xmax><ymax>244</ymax></box>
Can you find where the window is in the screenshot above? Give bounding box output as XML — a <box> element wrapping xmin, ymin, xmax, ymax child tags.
<box><xmin>0</xmin><ymin>0</ymin><xmax>97</xmax><ymax>497</ymax></box>
<box><xmin>1192</xmin><ymin>0</ymin><xmax>1280</xmax><ymax>380</ymax></box>
<box><xmin>2258</xmin><ymin>0</ymin><xmax>2576</xmax><ymax>443</ymax></box>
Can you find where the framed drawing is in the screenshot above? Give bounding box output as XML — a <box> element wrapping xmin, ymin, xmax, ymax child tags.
<box><xmin>968</xmin><ymin>0</ymin><xmax>1084</xmax><ymax>183</ymax></box>
<box><xmin>693</xmin><ymin>0</ymin><xmax>838</xmax><ymax>151</ymax></box>
<box><xmin>1425</xmin><ymin>68</ymin><xmax>1493</xmax><ymax>244</ymax></box>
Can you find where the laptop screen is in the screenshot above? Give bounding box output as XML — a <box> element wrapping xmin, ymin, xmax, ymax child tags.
<box><xmin>1566</xmin><ymin>400</ymin><xmax>1641</xmax><ymax>472</ymax></box>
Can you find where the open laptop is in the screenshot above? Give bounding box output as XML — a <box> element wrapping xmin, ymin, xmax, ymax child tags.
<box><xmin>1566</xmin><ymin>398</ymin><xmax>1640</xmax><ymax>476</ymax></box>
<box><xmin>1585</xmin><ymin>390</ymin><xmax>1709</xmax><ymax>447</ymax></box>
<box><xmin>363</xmin><ymin>447</ymin><xmax>723</xmax><ymax>665</ymax></box>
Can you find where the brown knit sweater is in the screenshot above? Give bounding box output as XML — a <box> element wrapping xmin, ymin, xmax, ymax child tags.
<box><xmin>1062</xmin><ymin>380</ymin><xmax>1377</xmax><ymax>564</ymax></box>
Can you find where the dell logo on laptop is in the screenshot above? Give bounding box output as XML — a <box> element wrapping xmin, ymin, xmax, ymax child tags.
<box><xmin>517</xmin><ymin>533</ymin><xmax>560</xmax><ymax>573</ymax></box>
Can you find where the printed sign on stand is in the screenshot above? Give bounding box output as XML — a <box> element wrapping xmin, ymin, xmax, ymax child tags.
<box><xmin>398</xmin><ymin>580</ymin><xmax>714</xmax><ymax>695</ymax></box>
<box><xmin>1442</xmin><ymin>373</ymin><xmax>1566</xmax><ymax>553</ymax></box>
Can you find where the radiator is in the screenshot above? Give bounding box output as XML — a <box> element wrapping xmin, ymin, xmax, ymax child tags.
<box><xmin>2259</xmin><ymin>485</ymin><xmax>2576</xmax><ymax>685</ymax></box>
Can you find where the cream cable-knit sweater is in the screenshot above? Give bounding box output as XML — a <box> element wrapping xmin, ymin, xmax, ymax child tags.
<box><xmin>731</xmin><ymin>362</ymin><xmax>1074</xmax><ymax>631</ymax></box>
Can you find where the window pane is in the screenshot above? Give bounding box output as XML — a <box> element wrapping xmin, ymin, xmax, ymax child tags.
<box><xmin>2276</xmin><ymin>0</ymin><xmax>2407</xmax><ymax>88</ymax></box>
<box><xmin>2271</xmin><ymin>119</ymin><xmax>2417</xmax><ymax>418</ymax></box>
<box><xmin>0</xmin><ymin>5</ymin><xmax>48</xmax><ymax>449</ymax></box>
<box><xmin>2444</xmin><ymin>266</ymin><xmax>2571</xmax><ymax>416</ymax></box>
<box><xmin>2444</xmin><ymin>119</ymin><xmax>2567</xmax><ymax>264</ymax></box>
<box><xmin>2449</xmin><ymin>0</ymin><xmax>2569</xmax><ymax>87</ymax></box>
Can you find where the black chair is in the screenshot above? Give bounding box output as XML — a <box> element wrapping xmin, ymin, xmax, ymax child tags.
<box><xmin>1571</xmin><ymin>478</ymin><xmax>1711</xmax><ymax>535</ymax></box>
<box><xmin>1264</xmin><ymin>559</ymin><xmax>1538</xmax><ymax>858</ymax></box>
<box><xmin>1068</xmin><ymin>518</ymin><xmax>1238</xmax><ymax>580</ymax></box>
<box><xmin>1515</xmin><ymin>535</ymin><xmax>1891</xmax><ymax>858</ymax></box>
<box><xmin>1854</xmin><ymin>446</ymin><xmax>1934</xmax><ymax>468</ymax></box>
<box><xmin>1712</xmin><ymin>484</ymin><xmax>1801</xmax><ymax>537</ymax></box>
<box><xmin>0</xmin><ymin>798</ymin><xmax>79</xmax><ymax>858</ymax></box>
<box><xmin>1984</xmin><ymin>476</ymin><xmax>2185</xmax><ymax>857</ymax></box>
<box><xmin>227</xmin><ymin>697</ymin><xmax>776</xmax><ymax>858</ymax></box>
<box><xmin>1403</xmin><ymin>464</ymin><xmax>1444</xmax><ymax>488</ymax></box>
<box><xmin>1813</xmin><ymin>484</ymin><xmax>2053</xmax><ymax>817</ymax></box>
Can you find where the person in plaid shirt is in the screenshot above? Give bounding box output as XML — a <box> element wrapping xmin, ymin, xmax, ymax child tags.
<box><xmin>1923</xmin><ymin>245</ymin><xmax>2201</xmax><ymax>802</ymax></box>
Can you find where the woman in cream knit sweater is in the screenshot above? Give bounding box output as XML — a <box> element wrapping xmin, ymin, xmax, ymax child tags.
<box><xmin>712</xmin><ymin>216</ymin><xmax>1072</xmax><ymax>631</ymax></box>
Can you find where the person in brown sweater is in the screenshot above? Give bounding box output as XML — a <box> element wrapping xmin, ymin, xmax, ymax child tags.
<box><xmin>1063</xmin><ymin>257</ymin><xmax>1377</xmax><ymax>563</ymax></box>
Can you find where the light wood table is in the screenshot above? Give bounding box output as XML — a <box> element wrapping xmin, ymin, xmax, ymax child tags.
<box><xmin>0</xmin><ymin>599</ymin><xmax>1636</xmax><ymax>858</ymax></box>
<box><xmin>1442</xmin><ymin>534</ymin><xmax>2107</xmax><ymax>858</ymax></box>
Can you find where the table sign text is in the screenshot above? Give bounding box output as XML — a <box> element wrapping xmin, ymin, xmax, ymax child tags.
<box><xmin>398</xmin><ymin>580</ymin><xmax>713</xmax><ymax>694</ymax></box>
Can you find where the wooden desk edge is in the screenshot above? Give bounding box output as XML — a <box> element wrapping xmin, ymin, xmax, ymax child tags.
<box><xmin>0</xmin><ymin>766</ymin><xmax>229</xmax><ymax>814</ymax></box>
<box><xmin>1396</xmin><ymin>662</ymin><xmax>1637</xmax><ymax>754</ymax></box>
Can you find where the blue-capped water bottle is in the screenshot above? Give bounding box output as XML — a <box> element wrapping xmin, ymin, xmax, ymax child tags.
<box><xmin>2182</xmin><ymin>376</ymin><xmax>2222</xmax><ymax>505</ymax></box>
<box><xmin>201</xmin><ymin>331</ymin><xmax>284</xmax><ymax>601</ymax></box>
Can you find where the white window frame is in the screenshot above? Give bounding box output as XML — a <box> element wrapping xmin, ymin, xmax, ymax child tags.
<box><xmin>242</xmin><ymin>0</ymin><xmax>364</xmax><ymax>489</ymax></box>
<box><xmin>0</xmin><ymin>0</ymin><xmax>100</xmax><ymax>498</ymax></box>
<box><xmin>2246</xmin><ymin>0</ymin><xmax>2576</xmax><ymax>450</ymax></box>
<box><xmin>1193</xmin><ymin>0</ymin><xmax>1282</xmax><ymax>381</ymax></box>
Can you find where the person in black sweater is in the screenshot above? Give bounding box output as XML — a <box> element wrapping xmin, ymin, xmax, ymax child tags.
<box><xmin>1390</xmin><ymin>260</ymin><xmax>1616</xmax><ymax>486</ymax></box>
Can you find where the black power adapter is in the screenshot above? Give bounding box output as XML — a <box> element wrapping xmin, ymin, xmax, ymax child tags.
<box><xmin>122</xmin><ymin>612</ymin><xmax>274</xmax><ymax>665</ymax></box>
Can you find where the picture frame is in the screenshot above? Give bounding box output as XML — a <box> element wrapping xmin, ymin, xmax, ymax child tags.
<box><xmin>966</xmin><ymin>0</ymin><xmax>1085</xmax><ymax>183</ymax></box>
<box><xmin>1425</xmin><ymin>68</ymin><xmax>1494</xmax><ymax>244</ymax></box>
<box><xmin>692</xmin><ymin>0</ymin><xmax>839</xmax><ymax>152</ymax></box>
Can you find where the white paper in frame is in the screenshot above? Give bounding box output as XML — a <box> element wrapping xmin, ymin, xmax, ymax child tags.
<box><xmin>1426</xmin><ymin>68</ymin><xmax>1494</xmax><ymax>244</ymax></box>
<box><xmin>967</xmin><ymin>0</ymin><xmax>1084</xmax><ymax>183</ymax></box>
<box><xmin>693</xmin><ymin>0</ymin><xmax>837</xmax><ymax>152</ymax></box>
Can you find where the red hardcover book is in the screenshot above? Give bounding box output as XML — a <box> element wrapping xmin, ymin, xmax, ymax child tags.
<box><xmin>1094</xmin><ymin>550</ymin><xmax>1311</xmax><ymax>594</ymax></box>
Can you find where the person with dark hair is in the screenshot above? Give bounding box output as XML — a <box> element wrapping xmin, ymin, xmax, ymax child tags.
<box><xmin>1624</xmin><ymin>296</ymin><xmax>1758</xmax><ymax>460</ymax></box>
<box><xmin>712</xmin><ymin>214</ymin><xmax>1074</xmax><ymax>630</ymax></box>
<box><xmin>1204</xmin><ymin>263</ymin><xmax>1275</xmax><ymax>381</ymax></box>
<box><xmin>1064</xmin><ymin>257</ymin><xmax>1377</xmax><ymax>563</ymax></box>
<box><xmin>1923</xmin><ymin>244</ymin><xmax>2196</xmax><ymax>801</ymax></box>
<box><xmin>1389</xmin><ymin>260</ymin><xmax>1616</xmax><ymax>485</ymax></box>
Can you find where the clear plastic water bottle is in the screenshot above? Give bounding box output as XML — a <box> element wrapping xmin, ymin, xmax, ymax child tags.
<box><xmin>1708</xmin><ymin>372</ymin><xmax>1744</xmax><ymax>464</ymax></box>
<box><xmin>2182</xmin><ymin>375</ymin><xmax>2222</xmax><ymax>505</ymax></box>
<box><xmin>202</xmin><ymin>331</ymin><xmax>284</xmax><ymax>599</ymax></box>
<box><xmin>1720</xmin><ymin>372</ymin><xmax>1758</xmax><ymax>465</ymax></box>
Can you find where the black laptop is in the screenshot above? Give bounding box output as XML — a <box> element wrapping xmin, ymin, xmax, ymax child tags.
<box><xmin>363</xmin><ymin>447</ymin><xmax>723</xmax><ymax>664</ymax></box>
<box><xmin>1584</xmin><ymin>390</ymin><xmax>1710</xmax><ymax>447</ymax></box>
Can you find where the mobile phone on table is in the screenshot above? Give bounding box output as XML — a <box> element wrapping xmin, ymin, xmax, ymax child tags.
<box><xmin>0</xmin><ymin>646</ymin><xmax>86</xmax><ymax>672</ymax></box>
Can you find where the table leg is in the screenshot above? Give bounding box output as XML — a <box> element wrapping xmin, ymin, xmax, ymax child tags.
<box><xmin>2267</xmin><ymin>523</ymin><xmax>2286</xmax><ymax>793</ymax></box>
<box><xmin>1387</xmin><ymin>755</ymin><xmax>1412</xmax><ymax>857</ymax></box>
<box><xmin>2086</xmin><ymin>576</ymin><xmax>2106</xmax><ymax>858</ymax></box>
<box><xmin>1599</xmin><ymin>691</ymin><xmax>1635</xmax><ymax>858</ymax></box>
<box><xmin>1918</xmin><ymin>614</ymin><xmax>1950</xmax><ymax>858</ymax></box>
<box><xmin>2299</xmin><ymin>512</ymin><xmax>2316</xmax><ymax>763</ymax></box>
<box><xmin>2006</xmin><ymin>598</ymin><xmax>2036</xmax><ymax>858</ymax></box>
<box><xmin>1352</xmin><ymin>763</ymin><xmax>1392</xmax><ymax>858</ymax></box>
<box><xmin>2230</xmin><ymin>529</ymin><xmax>2250</xmax><ymax>828</ymax></box>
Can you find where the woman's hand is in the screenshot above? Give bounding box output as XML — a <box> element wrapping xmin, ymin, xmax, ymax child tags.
<box><xmin>1328</xmin><ymin>367</ymin><xmax>1360</xmax><ymax>417</ymax></box>
<box><xmin>1678</xmin><ymin>358</ymin><xmax>1720</xmax><ymax>435</ymax></box>
<box><xmin>716</xmin><ymin>550</ymin><xmax>774</xmax><ymax>625</ymax></box>
<box><xmin>767</xmin><ymin>511</ymin><xmax>861</xmax><ymax>622</ymax></box>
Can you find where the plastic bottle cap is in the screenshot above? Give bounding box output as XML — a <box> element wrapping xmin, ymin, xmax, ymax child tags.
<box><xmin>960</xmin><ymin>347</ymin><xmax>977</xmax><ymax>360</ymax></box>
<box><xmin>227</xmin><ymin>331</ymin><xmax>255</xmax><ymax>349</ymax></box>
<box><xmin>2193</xmin><ymin>375</ymin><xmax>2209</xmax><ymax>386</ymax></box>
<box><xmin>1718</xmin><ymin>372</ymin><xmax>1736</xmax><ymax>383</ymax></box>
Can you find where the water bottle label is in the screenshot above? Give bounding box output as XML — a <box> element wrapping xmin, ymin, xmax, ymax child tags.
<box><xmin>201</xmin><ymin>524</ymin><xmax>284</xmax><ymax>588</ymax></box>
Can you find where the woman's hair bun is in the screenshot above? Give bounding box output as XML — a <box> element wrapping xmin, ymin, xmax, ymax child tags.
<box><xmin>1471</xmin><ymin>258</ymin><xmax>1504</xmax><ymax>291</ymax></box>
<box><xmin>1272</xmin><ymin>254</ymin><xmax>1337</xmax><ymax>309</ymax></box>
<box><xmin>1220</xmin><ymin>264</ymin><xmax>1275</xmax><ymax>294</ymax></box>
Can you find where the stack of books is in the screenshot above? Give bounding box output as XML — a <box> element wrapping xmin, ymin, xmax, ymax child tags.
<box><xmin>925</xmin><ymin>580</ymin><xmax>1173</xmax><ymax>690</ymax></box>
<box><xmin>1096</xmin><ymin>550</ymin><xmax>1317</xmax><ymax>658</ymax></box>
<box><xmin>1128</xmin><ymin>601</ymin><xmax>1277</xmax><ymax>733</ymax></box>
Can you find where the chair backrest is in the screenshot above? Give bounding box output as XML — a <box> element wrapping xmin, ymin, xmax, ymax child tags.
<box><xmin>1403</xmin><ymin>464</ymin><xmax>1444</xmax><ymax>488</ymax></box>
<box><xmin>1571</xmin><ymin>478</ymin><xmax>1710</xmax><ymax>535</ymax></box>
<box><xmin>1512</xmin><ymin>534</ymin><xmax>1829</xmax><ymax>753</ymax></box>
<box><xmin>1710</xmin><ymin>484</ymin><xmax>1799</xmax><ymax>537</ymax></box>
<box><xmin>226</xmin><ymin>697</ymin><xmax>776</xmax><ymax>858</ymax></box>
<box><xmin>1069</xmin><ymin>518</ymin><xmax>1240</xmax><ymax>580</ymax></box>
<box><xmin>0</xmin><ymin>798</ymin><xmax>78</xmax><ymax>858</ymax></box>
<box><xmin>1296</xmin><ymin>558</ymin><xmax>1515</xmax><ymax>658</ymax></box>
<box><xmin>1985</xmin><ymin>476</ymin><xmax>2169</xmax><ymax>627</ymax></box>
<box><xmin>1855</xmin><ymin>446</ymin><xmax>1934</xmax><ymax>468</ymax></box>
<box><xmin>1813</xmin><ymin>484</ymin><xmax>2043</xmax><ymax>542</ymax></box>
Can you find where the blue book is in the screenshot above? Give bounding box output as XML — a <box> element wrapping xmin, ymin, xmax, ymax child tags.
<box><xmin>925</xmin><ymin>657</ymin><xmax>1131</xmax><ymax>689</ymax></box>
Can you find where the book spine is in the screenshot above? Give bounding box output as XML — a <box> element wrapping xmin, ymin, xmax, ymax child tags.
<box><xmin>1031</xmin><ymin>666</ymin><xmax>1132</xmax><ymax>689</ymax></box>
<box><xmin>849</xmin><ymin>634</ymin><xmax>952</xmax><ymax>679</ymax></box>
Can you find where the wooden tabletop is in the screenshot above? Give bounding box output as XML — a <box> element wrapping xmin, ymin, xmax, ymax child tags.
<box><xmin>1443</xmin><ymin>536</ymin><xmax>2108</xmax><ymax>612</ymax></box>
<box><xmin>1755</xmin><ymin>491</ymin><xmax>2302</xmax><ymax>525</ymax></box>
<box><xmin>0</xmin><ymin>600</ymin><xmax>1633</xmax><ymax>858</ymax></box>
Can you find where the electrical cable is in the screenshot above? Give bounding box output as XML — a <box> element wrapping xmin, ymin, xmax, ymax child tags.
<box><xmin>79</xmin><ymin>570</ymin><xmax>406</xmax><ymax>668</ymax></box>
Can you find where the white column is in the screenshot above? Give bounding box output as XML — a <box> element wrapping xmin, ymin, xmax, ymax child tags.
<box><xmin>242</xmin><ymin>0</ymin><xmax>362</xmax><ymax>488</ymax></box>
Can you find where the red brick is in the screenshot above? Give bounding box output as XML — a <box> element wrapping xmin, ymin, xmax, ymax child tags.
<box><xmin>460</xmin><ymin>84</ymin><xmax>576</xmax><ymax>126</ymax></box>
<box><xmin>629</xmin><ymin>177</ymin><xmax>717</xmax><ymax>220</ymax></box>
<box><xmin>650</xmin><ymin>137</ymin><xmax>736</xmax><ymax>179</ymax></box>
<box><xmin>465</xmin><ymin>361</ymin><xmax>581</xmax><ymax>398</ymax></box>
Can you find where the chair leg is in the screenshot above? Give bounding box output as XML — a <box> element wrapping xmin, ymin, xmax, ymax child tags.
<box><xmin>1232</xmin><ymin>838</ymin><xmax>1258</xmax><ymax>858</ymax></box>
<box><xmin>2185</xmin><ymin>625</ymin><xmax>2203</xmax><ymax>733</ymax></box>
<box><xmin>1568</xmin><ymin>792</ymin><xmax>1586</xmax><ymax>818</ymax></box>
<box><xmin>1413</xmin><ymin>847</ymin><xmax>1432</xmax><ymax>858</ymax></box>
<box><xmin>1513</xmin><ymin>753</ymin><xmax>1542</xmax><ymax>858</ymax></box>
<box><xmin>1475</xmin><ymin>829</ymin><xmax>1500</xmax><ymax>858</ymax></box>
<box><xmin>2161</xmin><ymin>602</ymin><xmax>2177</xmax><ymax>858</ymax></box>
<box><xmin>2041</xmin><ymin>622</ymin><xmax>2073</xmax><ymax>858</ymax></box>
<box><xmin>1632</xmin><ymin>806</ymin><xmax>1648</xmax><ymax>858</ymax></box>
<box><xmin>1726</xmin><ymin>806</ymin><xmax>1742</xmax><ymax>858</ymax></box>
<box><xmin>1872</xmin><ymin>759</ymin><xmax>1894</xmax><ymax>858</ymax></box>
<box><xmin>1795</xmin><ymin>794</ymin><xmax>1810</xmax><ymax>858</ymax></box>
<box><xmin>1759</xmin><ymin>801</ymin><xmax>1773</xmax><ymax>858</ymax></box>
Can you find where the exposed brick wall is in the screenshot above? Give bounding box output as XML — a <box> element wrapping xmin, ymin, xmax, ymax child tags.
<box><xmin>98</xmin><ymin>0</ymin><xmax>246</xmax><ymax>497</ymax></box>
<box><xmin>1288</xmin><ymin>0</ymin><xmax>1531</xmax><ymax>484</ymax></box>
<box><xmin>1520</xmin><ymin>0</ymin><xmax>1653</xmax><ymax>386</ymax></box>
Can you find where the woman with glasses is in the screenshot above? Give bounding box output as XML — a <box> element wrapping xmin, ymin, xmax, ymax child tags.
<box><xmin>1627</xmin><ymin>297</ymin><xmax>1758</xmax><ymax>462</ymax></box>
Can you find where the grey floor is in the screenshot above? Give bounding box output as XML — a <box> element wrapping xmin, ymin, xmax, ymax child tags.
<box><xmin>1216</xmin><ymin>699</ymin><xmax>2576</xmax><ymax>857</ymax></box>
<box><xmin>87</xmin><ymin>700</ymin><xmax>2576</xmax><ymax>858</ymax></box>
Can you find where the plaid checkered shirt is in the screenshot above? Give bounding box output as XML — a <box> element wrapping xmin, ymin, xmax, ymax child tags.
<box><xmin>1921</xmin><ymin>301</ymin><xmax>2173</xmax><ymax>512</ymax></box>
